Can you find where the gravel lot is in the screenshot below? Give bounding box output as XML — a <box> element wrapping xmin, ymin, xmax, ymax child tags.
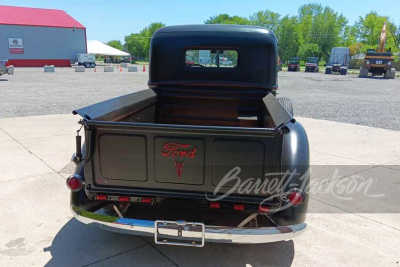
<box><xmin>278</xmin><ymin>71</ymin><xmax>400</xmax><ymax>130</ymax></box>
<box><xmin>1</xmin><ymin>67</ymin><xmax>399</xmax><ymax>130</ymax></box>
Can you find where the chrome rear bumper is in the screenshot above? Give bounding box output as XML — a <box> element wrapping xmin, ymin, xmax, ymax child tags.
<box><xmin>72</xmin><ymin>205</ymin><xmax>306</xmax><ymax>244</ymax></box>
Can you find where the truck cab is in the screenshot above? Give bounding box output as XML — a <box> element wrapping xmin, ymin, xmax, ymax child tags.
<box><xmin>69</xmin><ymin>25</ymin><xmax>309</xmax><ymax>247</ymax></box>
<box><xmin>305</xmin><ymin>57</ymin><xmax>319</xmax><ymax>72</ymax></box>
<box><xmin>287</xmin><ymin>57</ymin><xmax>300</xmax><ymax>72</ymax></box>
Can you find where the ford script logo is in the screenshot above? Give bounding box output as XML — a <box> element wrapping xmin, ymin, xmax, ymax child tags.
<box><xmin>161</xmin><ymin>143</ymin><xmax>197</xmax><ymax>179</ymax></box>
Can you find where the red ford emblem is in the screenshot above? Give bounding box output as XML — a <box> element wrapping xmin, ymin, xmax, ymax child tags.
<box><xmin>161</xmin><ymin>143</ymin><xmax>197</xmax><ymax>179</ymax></box>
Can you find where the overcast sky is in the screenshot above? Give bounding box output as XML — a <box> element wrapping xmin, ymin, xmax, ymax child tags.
<box><xmin>2</xmin><ymin>0</ymin><xmax>400</xmax><ymax>42</ymax></box>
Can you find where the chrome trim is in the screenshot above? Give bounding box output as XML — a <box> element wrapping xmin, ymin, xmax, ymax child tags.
<box><xmin>155</xmin><ymin>220</ymin><xmax>205</xmax><ymax>247</ymax></box>
<box><xmin>71</xmin><ymin>205</ymin><xmax>306</xmax><ymax>244</ymax></box>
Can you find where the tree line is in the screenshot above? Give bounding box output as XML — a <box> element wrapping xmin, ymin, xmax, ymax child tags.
<box><xmin>107</xmin><ymin>3</ymin><xmax>400</xmax><ymax>62</ymax></box>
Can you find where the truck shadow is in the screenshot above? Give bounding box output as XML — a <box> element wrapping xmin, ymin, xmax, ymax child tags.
<box><xmin>142</xmin><ymin>237</ymin><xmax>295</xmax><ymax>267</ymax></box>
<box><xmin>0</xmin><ymin>79</ymin><xmax>9</xmax><ymax>82</ymax></box>
<box><xmin>44</xmin><ymin>218</ymin><xmax>295</xmax><ymax>267</ymax></box>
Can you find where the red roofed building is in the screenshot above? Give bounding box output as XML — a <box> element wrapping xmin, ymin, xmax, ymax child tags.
<box><xmin>0</xmin><ymin>5</ymin><xmax>87</xmax><ymax>67</ymax></box>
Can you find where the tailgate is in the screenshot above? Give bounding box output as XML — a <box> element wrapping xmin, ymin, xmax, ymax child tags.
<box><xmin>84</xmin><ymin>121</ymin><xmax>282</xmax><ymax>197</ymax></box>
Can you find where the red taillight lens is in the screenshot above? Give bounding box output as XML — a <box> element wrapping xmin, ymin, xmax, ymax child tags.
<box><xmin>66</xmin><ymin>175</ymin><xmax>82</xmax><ymax>191</ymax></box>
<box><xmin>96</xmin><ymin>194</ymin><xmax>107</xmax><ymax>200</ymax></box>
<box><xmin>119</xmin><ymin>196</ymin><xmax>130</xmax><ymax>202</ymax></box>
<box><xmin>210</xmin><ymin>202</ymin><xmax>220</xmax><ymax>209</ymax></box>
<box><xmin>233</xmin><ymin>204</ymin><xmax>245</xmax><ymax>211</ymax></box>
<box><xmin>287</xmin><ymin>189</ymin><xmax>305</xmax><ymax>206</ymax></box>
<box><xmin>141</xmin><ymin>197</ymin><xmax>153</xmax><ymax>203</ymax></box>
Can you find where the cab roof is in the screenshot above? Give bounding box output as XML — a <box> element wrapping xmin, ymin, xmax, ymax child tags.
<box><xmin>155</xmin><ymin>24</ymin><xmax>277</xmax><ymax>37</ymax></box>
<box><xmin>149</xmin><ymin>24</ymin><xmax>279</xmax><ymax>97</ymax></box>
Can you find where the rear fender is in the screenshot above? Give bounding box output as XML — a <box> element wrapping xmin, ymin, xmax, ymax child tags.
<box><xmin>269</xmin><ymin>122</ymin><xmax>310</xmax><ymax>226</ymax></box>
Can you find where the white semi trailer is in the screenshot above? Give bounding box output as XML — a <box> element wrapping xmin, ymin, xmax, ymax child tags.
<box><xmin>325</xmin><ymin>47</ymin><xmax>350</xmax><ymax>75</ymax></box>
<box><xmin>77</xmin><ymin>54</ymin><xmax>96</xmax><ymax>68</ymax></box>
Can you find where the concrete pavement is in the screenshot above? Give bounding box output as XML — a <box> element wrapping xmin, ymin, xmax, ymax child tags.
<box><xmin>0</xmin><ymin>114</ymin><xmax>399</xmax><ymax>266</ymax></box>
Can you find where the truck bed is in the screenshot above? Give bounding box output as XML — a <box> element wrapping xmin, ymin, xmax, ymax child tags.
<box><xmin>74</xmin><ymin>89</ymin><xmax>291</xmax><ymax>202</ymax></box>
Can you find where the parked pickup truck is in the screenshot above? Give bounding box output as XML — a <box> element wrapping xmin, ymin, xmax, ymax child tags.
<box><xmin>305</xmin><ymin>57</ymin><xmax>319</xmax><ymax>72</ymax></box>
<box><xmin>287</xmin><ymin>57</ymin><xmax>300</xmax><ymax>72</ymax></box>
<box><xmin>68</xmin><ymin>25</ymin><xmax>309</xmax><ymax>247</ymax></box>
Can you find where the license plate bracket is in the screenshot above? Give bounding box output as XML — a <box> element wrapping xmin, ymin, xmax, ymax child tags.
<box><xmin>155</xmin><ymin>220</ymin><xmax>205</xmax><ymax>247</ymax></box>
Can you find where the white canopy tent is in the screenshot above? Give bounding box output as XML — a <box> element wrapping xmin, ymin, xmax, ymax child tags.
<box><xmin>87</xmin><ymin>40</ymin><xmax>130</xmax><ymax>56</ymax></box>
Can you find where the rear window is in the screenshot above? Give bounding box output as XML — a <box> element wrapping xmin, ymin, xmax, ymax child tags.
<box><xmin>185</xmin><ymin>49</ymin><xmax>238</xmax><ymax>68</ymax></box>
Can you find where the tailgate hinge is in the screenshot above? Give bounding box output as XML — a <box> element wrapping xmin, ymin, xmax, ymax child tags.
<box><xmin>274</xmin><ymin>119</ymin><xmax>295</xmax><ymax>135</ymax></box>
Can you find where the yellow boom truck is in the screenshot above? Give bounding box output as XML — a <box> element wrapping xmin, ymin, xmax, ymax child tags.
<box><xmin>359</xmin><ymin>22</ymin><xmax>396</xmax><ymax>79</ymax></box>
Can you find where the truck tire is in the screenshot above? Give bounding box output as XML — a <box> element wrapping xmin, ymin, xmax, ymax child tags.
<box><xmin>384</xmin><ymin>68</ymin><xmax>395</xmax><ymax>79</ymax></box>
<box><xmin>359</xmin><ymin>67</ymin><xmax>368</xmax><ymax>77</ymax></box>
<box><xmin>385</xmin><ymin>69</ymin><xmax>391</xmax><ymax>79</ymax></box>
<box><xmin>278</xmin><ymin>97</ymin><xmax>294</xmax><ymax>116</ymax></box>
<box><xmin>90</xmin><ymin>63</ymin><xmax>96</xmax><ymax>68</ymax></box>
<box><xmin>85</xmin><ymin>62</ymin><xmax>90</xmax><ymax>68</ymax></box>
<box><xmin>340</xmin><ymin>68</ymin><xmax>347</xmax><ymax>75</ymax></box>
<box><xmin>390</xmin><ymin>68</ymin><xmax>396</xmax><ymax>79</ymax></box>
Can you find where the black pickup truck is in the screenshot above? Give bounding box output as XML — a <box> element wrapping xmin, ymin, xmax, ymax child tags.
<box><xmin>68</xmin><ymin>25</ymin><xmax>309</xmax><ymax>247</ymax></box>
